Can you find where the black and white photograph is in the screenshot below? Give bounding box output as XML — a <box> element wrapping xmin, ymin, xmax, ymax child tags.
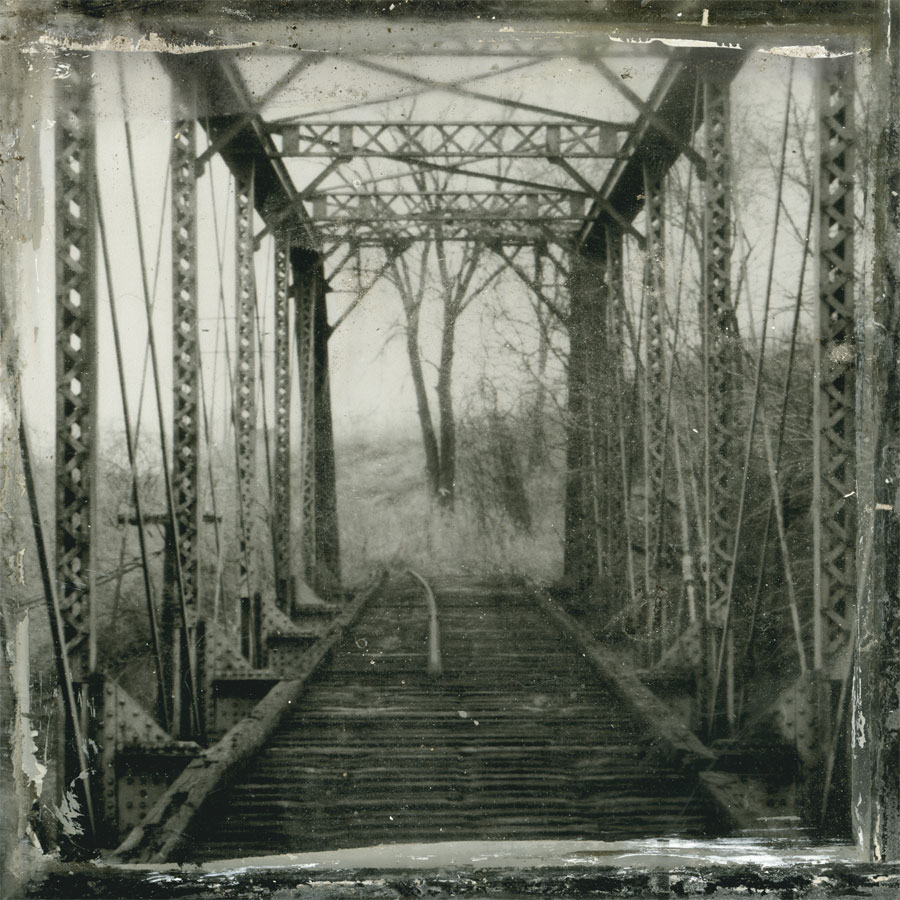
<box><xmin>1</xmin><ymin>2</ymin><xmax>898</xmax><ymax>898</ymax></box>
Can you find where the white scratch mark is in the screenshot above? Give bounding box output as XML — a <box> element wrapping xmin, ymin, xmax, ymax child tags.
<box><xmin>37</xmin><ymin>32</ymin><xmax>256</xmax><ymax>54</ymax></box>
<box><xmin>609</xmin><ymin>36</ymin><xmax>741</xmax><ymax>50</ymax></box>
<box><xmin>761</xmin><ymin>45</ymin><xmax>856</xmax><ymax>59</ymax></box>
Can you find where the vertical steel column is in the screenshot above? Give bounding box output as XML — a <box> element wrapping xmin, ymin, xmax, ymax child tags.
<box><xmin>272</xmin><ymin>237</ymin><xmax>293</xmax><ymax>610</ymax></box>
<box><xmin>700</xmin><ymin>76</ymin><xmax>739</xmax><ymax>732</ymax></box>
<box><xmin>606</xmin><ymin>226</ymin><xmax>635</xmax><ymax>622</ymax></box>
<box><xmin>701</xmin><ymin>76</ymin><xmax>739</xmax><ymax>613</ymax></box>
<box><xmin>643</xmin><ymin>169</ymin><xmax>667</xmax><ymax>654</ymax></box>
<box><xmin>55</xmin><ymin>53</ymin><xmax>98</xmax><ymax>684</ymax></box>
<box><xmin>171</xmin><ymin>117</ymin><xmax>200</xmax><ymax>620</ymax></box>
<box><xmin>528</xmin><ymin>244</ymin><xmax>549</xmax><ymax>470</ymax></box>
<box><xmin>812</xmin><ymin>58</ymin><xmax>857</xmax><ymax>675</ymax></box>
<box><xmin>562</xmin><ymin>250</ymin><xmax>589</xmax><ymax>589</ymax></box>
<box><xmin>169</xmin><ymin>116</ymin><xmax>201</xmax><ymax>726</ymax></box>
<box><xmin>563</xmin><ymin>232</ymin><xmax>608</xmax><ymax>594</ymax></box>
<box><xmin>295</xmin><ymin>250</ymin><xmax>340</xmax><ymax>597</ymax></box>
<box><xmin>294</xmin><ymin>250</ymin><xmax>318</xmax><ymax>594</ymax></box>
<box><xmin>234</xmin><ymin>166</ymin><xmax>262</xmax><ymax>662</ymax></box>
<box><xmin>55</xmin><ymin>53</ymin><xmax>98</xmax><ymax>838</ymax></box>
<box><xmin>312</xmin><ymin>266</ymin><xmax>341</xmax><ymax>593</ymax></box>
<box><xmin>563</xmin><ymin>244</ymin><xmax>596</xmax><ymax>592</ymax></box>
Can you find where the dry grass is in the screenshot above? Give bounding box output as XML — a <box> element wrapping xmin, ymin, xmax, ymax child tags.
<box><xmin>335</xmin><ymin>431</ymin><xmax>565</xmax><ymax>586</ymax></box>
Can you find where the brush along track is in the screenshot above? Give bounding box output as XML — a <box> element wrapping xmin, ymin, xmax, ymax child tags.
<box><xmin>190</xmin><ymin>577</ymin><xmax>720</xmax><ymax>859</ymax></box>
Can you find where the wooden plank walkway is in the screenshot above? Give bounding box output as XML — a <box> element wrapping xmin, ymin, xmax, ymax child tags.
<box><xmin>190</xmin><ymin>577</ymin><xmax>720</xmax><ymax>859</ymax></box>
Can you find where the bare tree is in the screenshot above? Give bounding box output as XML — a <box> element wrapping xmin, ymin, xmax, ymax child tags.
<box><xmin>387</xmin><ymin>203</ymin><xmax>505</xmax><ymax>507</ymax></box>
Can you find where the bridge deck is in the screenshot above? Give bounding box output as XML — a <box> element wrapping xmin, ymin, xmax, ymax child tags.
<box><xmin>190</xmin><ymin>578</ymin><xmax>721</xmax><ymax>860</ymax></box>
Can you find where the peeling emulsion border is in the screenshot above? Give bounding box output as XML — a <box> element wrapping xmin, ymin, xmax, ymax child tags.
<box><xmin>1</xmin><ymin>1</ymin><xmax>897</xmax><ymax>896</ymax></box>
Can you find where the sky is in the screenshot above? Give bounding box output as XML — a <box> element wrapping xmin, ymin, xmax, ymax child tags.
<box><xmin>12</xmin><ymin>36</ymin><xmax>841</xmax><ymax>466</ymax></box>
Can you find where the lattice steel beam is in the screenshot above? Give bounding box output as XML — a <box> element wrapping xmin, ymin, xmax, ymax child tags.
<box><xmin>272</xmin><ymin>236</ymin><xmax>293</xmax><ymax>610</ymax></box>
<box><xmin>234</xmin><ymin>166</ymin><xmax>262</xmax><ymax>662</ymax></box>
<box><xmin>171</xmin><ymin>117</ymin><xmax>200</xmax><ymax>623</ymax></box>
<box><xmin>55</xmin><ymin>53</ymin><xmax>98</xmax><ymax>681</ymax></box>
<box><xmin>273</xmin><ymin>121</ymin><xmax>620</xmax><ymax>159</ymax></box>
<box><xmin>307</xmin><ymin>191</ymin><xmax>587</xmax><ymax>224</ymax></box>
<box><xmin>319</xmin><ymin>223</ymin><xmax>576</xmax><ymax>246</ymax></box>
<box><xmin>702</xmin><ymin>75</ymin><xmax>739</xmax><ymax>612</ymax></box>
<box><xmin>813</xmin><ymin>57</ymin><xmax>856</xmax><ymax>673</ymax></box>
<box><xmin>642</xmin><ymin>169</ymin><xmax>667</xmax><ymax>650</ymax></box>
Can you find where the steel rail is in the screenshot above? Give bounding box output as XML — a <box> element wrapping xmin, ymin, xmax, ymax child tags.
<box><xmin>407</xmin><ymin>569</ymin><xmax>442</xmax><ymax>678</ymax></box>
<box><xmin>112</xmin><ymin>572</ymin><xmax>388</xmax><ymax>864</ymax></box>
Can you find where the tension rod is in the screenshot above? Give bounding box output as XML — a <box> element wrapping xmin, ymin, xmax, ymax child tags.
<box><xmin>96</xmin><ymin>175</ymin><xmax>170</xmax><ymax>732</ymax></box>
<box><xmin>121</xmin><ymin>104</ymin><xmax>201</xmax><ymax>736</ymax></box>
<box><xmin>18</xmin><ymin>405</ymin><xmax>97</xmax><ymax>843</ymax></box>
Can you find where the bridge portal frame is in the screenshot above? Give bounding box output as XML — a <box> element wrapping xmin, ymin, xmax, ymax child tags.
<box><xmin>11</xmin><ymin>0</ymin><xmax>895</xmax><ymax>866</ymax></box>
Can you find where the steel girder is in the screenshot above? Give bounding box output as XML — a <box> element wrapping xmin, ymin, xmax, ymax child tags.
<box><xmin>563</xmin><ymin>247</ymin><xmax>599</xmax><ymax>592</ymax></box>
<box><xmin>273</xmin><ymin>121</ymin><xmax>621</xmax><ymax>159</ymax></box>
<box><xmin>159</xmin><ymin>54</ymin><xmax>318</xmax><ymax>248</ymax></box>
<box><xmin>234</xmin><ymin>167</ymin><xmax>264</xmax><ymax>663</ymax></box>
<box><xmin>582</xmin><ymin>50</ymin><xmax>747</xmax><ymax>248</ymax></box>
<box><xmin>308</xmin><ymin>192</ymin><xmax>585</xmax><ymax>245</ymax></box>
<box><xmin>55</xmin><ymin>54</ymin><xmax>98</xmax><ymax>682</ymax></box>
<box><xmin>309</xmin><ymin>191</ymin><xmax>588</xmax><ymax>223</ymax></box>
<box><xmin>164</xmin><ymin>115</ymin><xmax>203</xmax><ymax>737</ymax></box>
<box><xmin>294</xmin><ymin>250</ymin><xmax>340</xmax><ymax>597</ymax></box>
<box><xmin>563</xmin><ymin>227</ymin><xmax>617</xmax><ymax>595</ymax></box>
<box><xmin>295</xmin><ymin>256</ymin><xmax>317</xmax><ymax>594</ymax></box>
<box><xmin>54</xmin><ymin>53</ymin><xmax>101</xmax><ymax>843</ymax></box>
<box><xmin>563</xmin><ymin>225</ymin><xmax>630</xmax><ymax>609</ymax></box>
<box><xmin>701</xmin><ymin>75</ymin><xmax>739</xmax><ymax>617</ymax></box>
<box><xmin>813</xmin><ymin>58</ymin><xmax>856</xmax><ymax>673</ymax></box>
<box><xmin>273</xmin><ymin>237</ymin><xmax>294</xmax><ymax>609</ymax></box>
<box><xmin>312</xmin><ymin>278</ymin><xmax>341</xmax><ymax>594</ymax></box>
<box><xmin>171</xmin><ymin>118</ymin><xmax>201</xmax><ymax>622</ymax></box>
<box><xmin>326</xmin><ymin>223</ymin><xmax>564</xmax><ymax>246</ymax></box>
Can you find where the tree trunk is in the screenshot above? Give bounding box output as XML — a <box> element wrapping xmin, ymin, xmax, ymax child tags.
<box><xmin>436</xmin><ymin>305</ymin><xmax>457</xmax><ymax>507</ymax></box>
<box><xmin>406</xmin><ymin>306</ymin><xmax>441</xmax><ymax>493</ymax></box>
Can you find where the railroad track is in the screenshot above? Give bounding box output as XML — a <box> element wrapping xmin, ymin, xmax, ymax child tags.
<box><xmin>189</xmin><ymin>576</ymin><xmax>720</xmax><ymax>859</ymax></box>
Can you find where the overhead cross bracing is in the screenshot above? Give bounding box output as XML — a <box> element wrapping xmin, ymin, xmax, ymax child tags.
<box><xmin>270</xmin><ymin>121</ymin><xmax>623</xmax><ymax>159</ymax></box>
<box><xmin>165</xmin><ymin>47</ymin><xmax>680</xmax><ymax>255</ymax></box>
<box><xmin>305</xmin><ymin>192</ymin><xmax>588</xmax><ymax>244</ymax></box>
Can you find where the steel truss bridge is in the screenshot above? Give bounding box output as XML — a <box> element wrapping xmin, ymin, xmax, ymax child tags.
<box><xmin>3</xmin><ymin>0</ymin><xmax>898</xmax><ymax>880</ymax></box>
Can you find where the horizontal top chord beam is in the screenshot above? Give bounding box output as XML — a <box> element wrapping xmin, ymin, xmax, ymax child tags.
<box><xmin>307</xmin><ymin>191</ymin><xmax>587</xmax><ymax>223</ymax></box>
<box><xmin>270</xmin><ymin>121</ymin><xmax>622</xmax><ymax>159</ymax></box>
<box><xmin>323</xmin><ymin>222</ymin><xmax>574</xmax><ymax>246</ymax></box>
